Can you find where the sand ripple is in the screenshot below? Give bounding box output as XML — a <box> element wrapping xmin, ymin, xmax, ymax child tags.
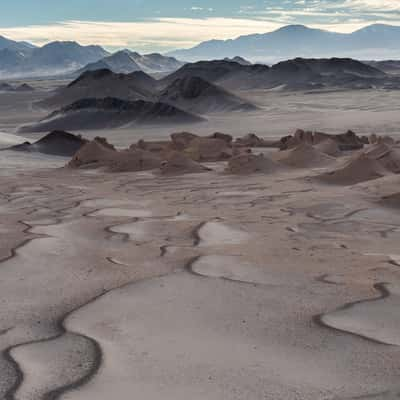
<box><xmin>88</xmin><ymin>208</ymin><xmax>152</xmax><ymax>218</ymax></box>
<box><xmin>60</xmin><ymin>273</ymin><xmax>364</xmax><ymax>400</ymax></box>
<box><xmin>11</xmin><ymin>332</ymin><xmax>101</xmax><ymax>400</ymax></box>
<box><xmin>190</xmin><ymin>255</ymin><xmax>276</xmax><ymax>285</ymax></box>
<box><xmin>319</xmin><ymin>283</ymin><xmax>400</xmax><ymax>346</ymax></box>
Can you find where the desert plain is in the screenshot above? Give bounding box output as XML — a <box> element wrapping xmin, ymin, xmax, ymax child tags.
<box><xmin>1</xmin><ymin>79</ymin><xmax>400</xmax><ymax>400</ymax></box>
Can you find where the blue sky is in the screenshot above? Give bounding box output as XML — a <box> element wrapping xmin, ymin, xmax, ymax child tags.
<box><xmin>1</xmin><ymin>1</ymin><xmax>400</xmax><ymax>52</ymax></box>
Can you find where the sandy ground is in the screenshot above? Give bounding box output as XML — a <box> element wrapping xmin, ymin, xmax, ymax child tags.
<box><xmin>1</xmin><ymin>83</ymin><xmax>400</xmax><ymax>399</ymax></box>
<box><xmin>0</xmin><ymin>149</ymin><xmax>399</xmax><ymax>399</ymax></box>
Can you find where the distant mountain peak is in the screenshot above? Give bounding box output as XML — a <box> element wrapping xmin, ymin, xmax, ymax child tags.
<box><xmin>354</xmin><ymin>23</ymin><xmax>397</xmax><ymax>34</ymax></box>
<box><xmin>0</xmin><ymin>38</ymin><xmax>108</xmax><ymax>78</ymax></box>
<box><xmin>167</xmin><ymin>23</ymin><xmax>400</xmax><ymax>63</ymax></box>
<box><xmin>75</xmin><ymin>50</ymin><xmax>185</xmax><ymax>76</ymax></box>
<box><xmin>276</xmin><ymin>24</ymin><xmax>311</xmax><ymax>32</ymax></box>
<box><xmin>0</xmin><ymin>34</ymin><xmax>36</xmax><ymax>53</ymax></box>
<box><xmin>357</xmin><ymin>23</ymin><xmax>392</xmax><ymax>30</ymax></box>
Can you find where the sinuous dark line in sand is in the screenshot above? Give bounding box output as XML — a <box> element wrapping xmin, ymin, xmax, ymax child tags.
<box><xmin>6</xmin><ymin>266</ymin><xmax>182</xmax><ymax>400</ymax></box>
<box><xmin>0</xmin><ymin>201</ymin><xmax>133</xmax><ymax>399</ymax></box>
<box><xmin>25</xmin><ymin>207</ymin><xmax>41</xmax><ymax>216</ymax></box>
<box><xmin>305</xmin><ymin>207</ymin><xmax>370</xmax><ymax>223</ymax></box>
<box><xmin>61</xmin><ymin>201</ymin><xmax>94</xmax><ymax>218</ymax></box>
<box><xmin>104</xmin><ymin>218</ymin><xmax>140</xmax><ymax>242</ymax></box>
<box><xmin>281</xmin><ymin>208</ymin><xmax>295</xmax><ymax>217</ymax></box>
<box><xmin>3</xmin><ymin>345</ymin><xmax>23</xmax><ymax>400</ymax></box>
<box><xmin>30</xmin><ymin>197</ymin><xmax>89</xmax><ymax>227</ymax></box>
<box><xmin>389</xmin><ymin>260</ymin><xmax>400</xmax><ymax>268</ymax></box>
<box><xmin>0</xmin><ymin>327</ymin><xmax>13</xmax><ymax>336</ymax></box>
<box><xmin>185</xmin><ymin>256</ymin><xmax>267</xmax><ymax>287</ymax></box>
<box><xmin>1</xmin><ymin>196</ymin><xmax>87</xmax><ymax>265</ymax></box>
<box><xmin>282</xmin><ymin>188</ymin><xmax>314</xmax><ymax>195</ymax></box>
<box><xmin>191</xmin><ymin>221</ymin><xmax>207</xmax><ymax>246</ymax></box>
<box><xmin>379</xmin><ymin>227</ymin><xmax>398</xmax><ymax>239</ymax></box>
<box><xmin>8</xmin><ymin>195</ymin><xmax>36</xmax><ymax>204</ymax></box>
<box><xmin>83</xmin><ymin>206</ymin><xmax>121</xmax><ymax>219</ymax></box>
<box><xmin>0</xmin><ymin>201</ymin><xmax>102</xmax><ymax>399</ymax></box>
<box><xmin>106</xmin><ymin>257</ymin><xmax>128</xmax><ymax>266</ymax></box>
<box><xmin>313</xmin><ymin>283</ymin><xmax>394</xmax><ymax>346</ymax></box>
<box><xmin>184</xmin><ymin>256</ymin><xmax>207</xmax><ymax>278</ymax></box>
<box><xmin>160</xmin><ymin>245</ymin><xmax>168</xmax><ymax>257</ymax></box>
<box><xmin>315</xmin><ymin>274</ymin><xmax>344</xmax><ymax>286</ymax></box>
<box><xmin>0</xmin><ymin>221</ymin><xmax>35</xmax><ymax>264</ymax></box>
<box><xmin>3</xmin><ymin>301</ymin><xmax>103</xmax><ymax>400</ymax></box>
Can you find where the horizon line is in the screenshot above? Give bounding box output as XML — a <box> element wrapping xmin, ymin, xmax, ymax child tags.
<box><xmin>1</xmin><ymin>20</ymin><xmax>400</xmax><ymax>54</ymax></box>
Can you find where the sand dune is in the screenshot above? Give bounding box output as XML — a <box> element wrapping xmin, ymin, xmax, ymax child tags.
<box><xmin>273</xmin><ymin>143</ymin><xmax>336</xmax><ymax>168</ymax></box>
<box><xmin>281</xmin><ymin>129</ymin><xmax>366</xmax><ymax>151</ymax></box>
<box><xmin>314</xmin><ymin>139</ymin><xmax>342</xmax><ymax>157</ymax></box>
<box><xmin>226</xmin><ymin>153</ymin><xmax>278</xmax><ymax>174</ymax></box>
<box><xmin>159</xmin><ymin>151</ymin><xmax>212</xmax><ymax>175</ymax></box>
<box><xmin>184</xmin><ymin>137</ymin><xmax>232</xmax><ymax>162</ymax></box>
<box><xmin>69</xmin><ymin>138</ymin><xmax>162</xmax><ymax>172</ymax></box>
<box><xmin>318</xmin><ymin>152</ymin><xmax>391</xmax><ymax>185</ymax></box>
<box><xmin>234</xmin><ymin>133</ymin><xmax>281</xmax><ymax>148</ymax></box>
<box><xmin>364</xmin><ymin>143</ymin><xmax>400</xmax><ymax>173</ymax></box>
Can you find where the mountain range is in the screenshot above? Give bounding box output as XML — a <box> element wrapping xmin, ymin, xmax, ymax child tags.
<box><xmin>76</xmin><ymin>49</ymin><xmax>184</xmax><ymax>75</ymax></box>
<box><xmin>0</xmin><ymin>37</ymin><xmax>184</xmax><ymax>78</ymax></box>
<box><xmin>167</xmin><ymin>24</ymin><xmax>400</xmax><ymax>62</ymax></box>
<box><xmin>159</xmin><ymin>57</ymin><xmax>392</xmax><ymax>91</ymax></box>
<box><xmin>0</xmin><ymin>38</ymin><xmax>108</xmax><ymax>78</ymax></box>
<box><xmin>0</xmin><ymin>35</ymin><xmax>35</xmax><ymax>52</ymax></box>
<box><xmin>3</xmin><ymin>24</ymin><xmax>400</xmax><ymax>78</ymax></box>
<box><xmin>19</xmin><ymin>56</ymin><xmax>400</xmax><ymax>133</ymax></box>
<box><xmin>39</xmin><ymin>66</ymin><xmax>258</xmax><ymax>114</ymax></box>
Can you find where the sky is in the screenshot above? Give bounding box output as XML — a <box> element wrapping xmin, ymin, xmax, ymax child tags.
<box><xmin>1</xmin><ymin>0</ymin><xmax>400</xmax><ymax>52</ymax></box>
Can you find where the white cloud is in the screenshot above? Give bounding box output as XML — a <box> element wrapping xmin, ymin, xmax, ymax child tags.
<box><xmin>189</xmin><ymin>7</ymin><xmax>214</xmax><ymax>12</ymax></box>
<box><xmin>341</xmin><ymin>0</ymin><xmax>400</xmax><ymax>11</ymax></box>
<box><xmin>256</xmin><ymin>8</ymin><xmax>352</xmax><ymax>17</ymax></box>
<box><xmin>0</xmin><ymin>18</ymin><xmax>284</xmax><ymax>52</ymax></box>
<box><xmin>1</xmin><ymin>8</ymin><xmax>400</xmax><ymax>53</ymax></box>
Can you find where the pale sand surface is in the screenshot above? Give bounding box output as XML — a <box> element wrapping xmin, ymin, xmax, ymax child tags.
<box><xmin>0</xmin><ymin>153</ymin><xmax>400</xmax><ymax>399</ymax></box>
<box><xmin>1</xmin><ymin>84</ymin><xmax>400</xmax><ymax>399</ymax></box>
<box><xmin>321</xmin><ymin>283</ymin><xmax>400</xmax><ymax>346</ymax></box>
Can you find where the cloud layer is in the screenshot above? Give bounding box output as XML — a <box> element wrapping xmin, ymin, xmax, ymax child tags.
<box><xmin>1</xmin><ymin>1</ymin><xmax>400</xmax><ymax>52</ymax></box>
<box><xmin>1</xmin><ymin>18</ymin><xmax>285</xmax><ymax>52</ymax></box>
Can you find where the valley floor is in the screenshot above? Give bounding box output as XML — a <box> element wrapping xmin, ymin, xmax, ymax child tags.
<box><xmin>3</xmin><ymin>81</ymin><xmax>400</xmax><ymax>145</ymax></box>
<box><xmin>0</xmin><ymin>153</ymin><xmax>400</xmax><ymax>399</ymax></box>
<box><xmin>1</xmin><ymin>82</ymin><xmax>400</xmax><ymax>399</ymax></box>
